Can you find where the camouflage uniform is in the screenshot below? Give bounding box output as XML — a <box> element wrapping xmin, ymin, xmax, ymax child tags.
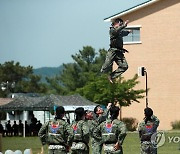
<box><xmin>138</xmin><ymin>115</ymin><xmax>160</xmax><ymax>154</ymax></box>
<box><xmin>85</xmin><ymin>119</ymin><xmax>100</xmax><ymax>154</ymax></box>
<box><xmin>70</xmin><ymin>120</ymin><xmax>89</xmax><ymax>154</ymax></box>
<box><xmin>93</xmin><ymin>118</ymin><xmax>127</xmax><ymax>154</ymax></box>
<box><xmin>101</xmin><ymin>22</ymin><xmax>130</xmax><ymax>79</ymax></box>
<box><xmin>91</xmin><ymin>109</ymin><xmax>110</xmax><ymax>154</ymax></box>
<box><xmin>38</xmin><ymin>119</ymin><xmax>73</xmax><ymax>154</ymax></box>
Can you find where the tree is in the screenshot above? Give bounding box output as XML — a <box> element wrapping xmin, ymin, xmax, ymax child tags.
<box><xmin>76</xmin><ymin>74</ymin><xmax>145</xmax><ymax>106</ymax></box>
<box><xmin>45</xmin><ymin>75</ymin><xmax>67</xmax><ymax>95</ymax></box>
<box><xmin>47</xmin><ymin>46</ymin><xmax>107</xmax><ymax>94</ymax></box>
<box><xmin>0</xmin><ymin>61</ymin><xmax>47</xmax><ymax>97</ymax></box>
<box><xmin>18</xmin><ymin>74</ymin><xmax>48</xmax><ymax>93</ymax></box>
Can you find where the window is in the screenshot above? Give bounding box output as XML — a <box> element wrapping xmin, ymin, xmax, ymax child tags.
<box><xmin>123</xmin><ymin>26</ymin><xmax>141</xmax><ymax>44</ymax></box>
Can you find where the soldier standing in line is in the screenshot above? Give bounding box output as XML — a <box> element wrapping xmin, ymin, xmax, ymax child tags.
<box><xmin>92</xmin><ymin>103</ymin><xmax>112</xmax><ymax>154</ymax></box>
<box><xmin>70</xmin><ymin>107</ymin><xmax>89</xmax><ymax>154</ymax></box>
<box><xmin>138</xmin><ymin>107</ymin><xmax>160</xmax><ymax>154</ymax></box>
<box><xmin>84</xmin><ymin>110</ymin><xmax>99</xmax><ymax>154</ymax></box>
<box><xmin>93</xmin><ymin>105</ymin><xmax>127</xmax><ymax>154</ymax></box>
<box><xmin>101</xmin><ymin>18</ymin><xmax>131</xmax><ymax>83</ymax></box>
<box><xmin>38</xmin><ymin>106</ymin><xmax>73</xmax><ymax>154</ymax></box>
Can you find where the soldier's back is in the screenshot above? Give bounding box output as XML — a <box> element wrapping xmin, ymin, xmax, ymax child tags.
<box><xmin>71</xmin><ymin>120</ymin><xmax>89</xmax><ymax>154</ymax></box>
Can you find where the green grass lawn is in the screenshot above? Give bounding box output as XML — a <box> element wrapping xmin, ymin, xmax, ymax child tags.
<box><xmin>1</xmin><ymin>131</ymin><xmax>180</xmax><ymax>154</ymax></box>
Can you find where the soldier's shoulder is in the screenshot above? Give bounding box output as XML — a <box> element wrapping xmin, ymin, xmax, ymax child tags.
<box><xmin>99</xmin><ymin>120</ymin><xmax>106</xmax><ymax>126</ymax></box>
<box><xmin>58</xmin><ymin>119</ymin><xmax>69</xmax><ymax>125</ymax></box>
<box><xmin>86</xmin><ymin>120</ymin><xmax>92</xmax><ymax>125</ymax></box>
<box><xmin>81</xmin><ymin>120</ymin><xmax>89</xmax><ymax>127</ymax></box>
<box><xmin>139</xmin><ymin>120</ymin><xmax>146</xmax><ymax>126</ymax></box>
<box><xmin>44</xmin><ymin>120</ymin><xmax>52</xmax><ymax>125</ymax></box>
<box><xmin>113</xmin><ymin>119</ymin><xmax>125</xmax><ymax>126</ymax></box>
<box><xmin>151</xmin><ymin>115</ymin><xmax>160</xmax><ymax>121</ymax></box>
<box><xmin>77</xmin><ymin>120</ymin><xmax>84</xmax><ymax>124</ymax></box>
<box><xmin>105</xmin><ymin>118</ymin><xmax>111</xmax><ymax>122</ymax></box>
<box><xmin>91</xmin><ymin>119</ymin><xmax>98</xmax><ymax>125</ymax></box>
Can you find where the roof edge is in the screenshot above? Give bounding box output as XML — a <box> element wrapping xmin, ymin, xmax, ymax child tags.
<box><xmin>104</xmin><ymin>0</ymin><xmax>160</xmax><ymax>22</ymax></box>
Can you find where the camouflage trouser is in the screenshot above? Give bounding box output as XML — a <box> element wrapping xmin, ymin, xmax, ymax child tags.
<box><xmin>70</xmin><ymin>142</ymin><xmax>89</xmax><ymax>154</ymax></box>
<box><xmin>103</xmin><ymin>144</ymin><xmax>123</xmax><ymax>154</ymax></box>
<box><xmin>101</xmin><ymin>48</ymin><xmax>128</xmax><ymax>79</ymax></box>
<box><xmin>140</xmin><ymin>141</ymin><xmax>157</xmax><ymax>154</ymax></box>
<box><xmin>48</xmin><ymin>145</ymin><xmax>67</xmax><ymax>154</ymax></box>
<box><xmin>91</xmin><ymin>139</ymin><xmax>103</xmax><ymax>154</ymax></box>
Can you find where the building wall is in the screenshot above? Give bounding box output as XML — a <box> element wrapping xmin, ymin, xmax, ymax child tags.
<box><xmin>113</xmin><ymin>0</ymin><xmax>180</xmax><ymax>130</ymax></box>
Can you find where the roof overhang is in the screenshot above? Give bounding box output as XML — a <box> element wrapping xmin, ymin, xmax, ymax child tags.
<box><xmin>104</xmin><ymin>0</ymin><xmax>160</xmax><ymax>22</ymax></box>
<box><xmin>0</xmin><ymin>98</ymin><xmax>13</xmax><ymax>106</ymax></box>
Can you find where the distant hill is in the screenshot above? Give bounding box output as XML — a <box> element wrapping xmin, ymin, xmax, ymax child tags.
<box><xmin>33</xmin><ymin>65</ymin><xmax>64</xmax><ymax>83</ymax></box>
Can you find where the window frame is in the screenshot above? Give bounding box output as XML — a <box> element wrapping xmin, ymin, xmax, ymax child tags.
<box><xmin>123</xmin><ymin>25</ymin><xmax>142</xmax><ymax>44</ymax></box>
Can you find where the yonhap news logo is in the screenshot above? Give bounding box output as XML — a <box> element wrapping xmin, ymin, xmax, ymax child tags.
<box><xmin>151</xmin><ymin>131</ymin><xmax>180</xmax><ymax>148</ymax></box>
<box><xmin>151</xmin><ymin>131</ymin><xmax>165</xmax><ymax>147</ymax></box>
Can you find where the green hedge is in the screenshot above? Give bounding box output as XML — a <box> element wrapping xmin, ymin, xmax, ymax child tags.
<box><xmin>122</xmin><ymin>117</ymin><xmax>138</xmax><ymax>131</ymax></box>
<box><xmin>171</xmin><ymin>120</ymin><xmax>180</xmax><ymax>130</ymax></box>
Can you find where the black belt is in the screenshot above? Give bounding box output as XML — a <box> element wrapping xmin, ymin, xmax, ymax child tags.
<box><xmin>141</xmin><ymin>139</ymin><xmax>151</xmax><ymax>142</ymax></box>
<box><xmin>104</xmin><ymin>141</ymin><xmax>116</xmax><ymax>144</ymax></box>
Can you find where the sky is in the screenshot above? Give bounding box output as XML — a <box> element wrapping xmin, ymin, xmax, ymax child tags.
<box><xmin>0</xmin><ymin>0</ymin><xmax>146</xmax><ymax>69</ymax></box>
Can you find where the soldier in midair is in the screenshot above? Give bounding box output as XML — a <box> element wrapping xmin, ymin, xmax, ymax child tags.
<box><xmin>101</xmin><ymin>18</ymin><xmax>131</xmax><ymax>83</ymax></box>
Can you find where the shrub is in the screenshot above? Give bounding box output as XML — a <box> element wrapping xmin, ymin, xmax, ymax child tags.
<box><xmin>0</xmin><ymin>111</ymin><xmax>6</xmax><ymax>120</ymax></box>
<box><xmin>171</xmin><ymin>120</ymin><xmax>180</xmax><ymax>130</ymax></box>
<box><xmin>122</xmin><ymin>117</ymin><xmax>138</xmax><ymax>131</ymax></box>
